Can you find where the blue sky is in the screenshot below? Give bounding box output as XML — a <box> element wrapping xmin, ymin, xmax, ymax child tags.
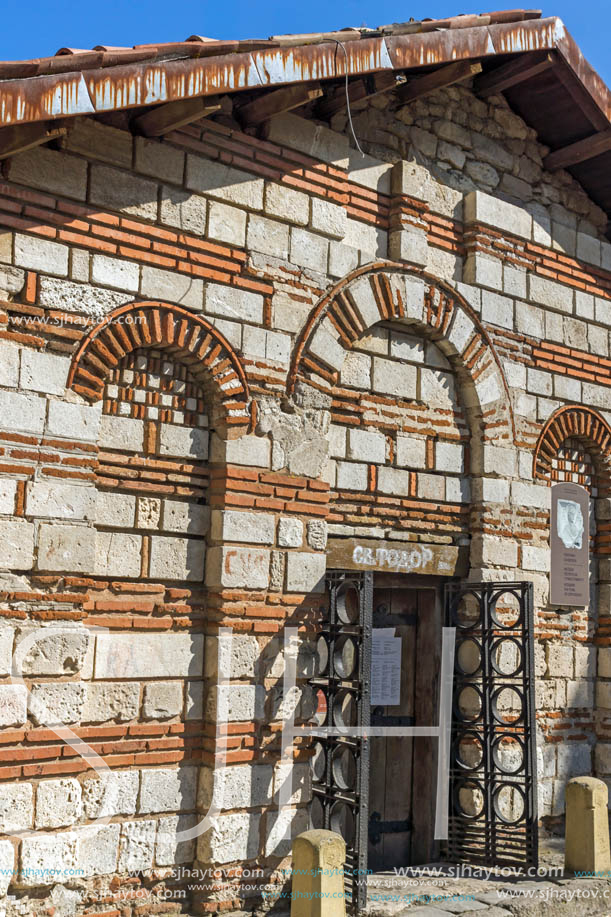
<box><xmin>2</xmin><ymin>1</ymin><xmax>611</xmax><ymax>86</ymax></box>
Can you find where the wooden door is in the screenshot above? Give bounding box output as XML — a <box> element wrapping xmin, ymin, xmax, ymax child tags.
<box><xmin>368</xmin><ymin>583</ymin><xmax>441</xmax><ymax>870</ymax></box>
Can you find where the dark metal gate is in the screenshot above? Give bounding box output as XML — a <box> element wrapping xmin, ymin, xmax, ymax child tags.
<box><xmin>310</xmin><ymin>571</ymin><xmax>372</xmax><ymax>912</ymax></box>
<box><xmin>446</xmin><ymin>581</ymin><xmax>538</xmax><ymax>868</ymax></box>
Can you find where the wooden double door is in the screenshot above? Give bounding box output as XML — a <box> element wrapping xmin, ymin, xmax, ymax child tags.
<box><xmin>368</xmin><ymin>579</ymin><xmax>442</xmax><ymax>871</ymax></box>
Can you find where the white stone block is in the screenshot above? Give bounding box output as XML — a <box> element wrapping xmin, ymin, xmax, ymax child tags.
<box><xmin>347</xmin><ymin>428</ymin><xmax>386</xmax><ymax>464</ymax></box>
<box><xmin>149</xmin><ymin>535</ymin><xmax>205</xmax><ymax>581</ymax></box>
<box><xmin>98</xmin><ymin>415</ymin><xmax>144</xmax><ymax>452</ymax></box>
<box><xmin>0</xmin><ymin>390</ymin><xmax>45</xmax><ymax>434</ymax></box>
<box><xmin>464</xmin><ymin>252</ymin><xmax>502</xmax><ymax>290</ymax></box>
<box><xmin>377</xmin><ymin>466</ymin><xmax>411</xmax><ymax>496</ymax></box>
<box><xmin>344</xmin><ymin>219</ymin><xmax>386</xmax><ymax>258</ymax></box>
<box><xmin>265</xmin><ymin>113</ymin><xmax>349</xmax><ymax>166</ymax></box>
<box><xmin>390</xmin><ymin>329</ymin><xmax>424</xmax><ymax>363</ymax></box>
<box><xmin>0</xmin><ymin>518</ymin><xmax>35</xmax><ymax>568</ymax></box>
<box><xmin>472</xmin><ymin>534</ymin><xmax>518</xmax><ymax>567</ymax></box>
<box><xmin>204</xmin><ymin>634</ymin><xmax>259</xmax><ymax>679</ymax></box>
<box><xmin>156</xmin><ymin>814</ymin><xmax>197</xmax><ymax>865</ymax></box>
<box><xmin>198</xmin><ymin>764</ymin><xmax>273</xmax><ymax>810</ymax></box>
<box><xmin>388</xmin><ymin>227</ymin><xmax>428</xmax><ymax>266</ymax></box>
<box><xmin>9</xmin><ymin>145</ymin><xmax>88</xmax><ymax>198</ymax></box>
<box><xmin>336</xmin><ymin>461</ymin><xmax>367</xmax><ymax>491</ymax></box>
<box><xmin>26</xmin><ymin>481</ymin><xmax>96</xmax><ymax>521</ymax></box>
<box><xmin>328</xmin><ymin>241</ymin><xmax>359</xmax><ymax>279</ymax></box>
<box><xmin>140</xmin><ymin>265</ymin><xmax>203</xmax><ymax>310</ymax></box>
<box><xmin>29</xmin><ymin>682</ymin><xmax>85</xmax><ymax>726</ymax></box>
<box><xmin>37</xmin><ymin>523</ymin><xmax>96</xmax><ymax>572</ymax></box>
<box><xmin>464</xmin><ymin>190</ymin><xmax>532</xmax><ymax>239</ymax></box>
<box><xmin>78</xmin><ymin>823</ymin><xmax>121</xmax><ymax>878</ymax></box>
<box><xmin>529</xmin><ymin>275</ymin><xmax>574</xmax><ymax>313</ymax></box>
<box><xmin>0</xmin><ymin>627</ymin><xmax>13</xmax><ymax>676</ymax></box>
<box><xmin>285</xmin><ymin>552</ymin><xmax>326</xmax><ymax>593</ymax></box>
<box><xmin>417</xmin><ymin>473</ymin><xmax>445</xmax><ymax>501</ymax></box>
<box><xmin>16</xmin><ymin>627</ymin><xmax>89</xmax><ymax>676</ymax></box>
<box><xmin>246</xmin><ymin>213</ymin><xmax>289</xmax><ymax>260</ymax></box>
<box><xmin>94</xmin><ymin>632</ymin><xmax>204</xmax><ymax>679</ymax></box>
<box><xmin>264</xmin><ymin>183</ymin><xmax>309</xmax><ymax>225</ymax></box>
<box><xmin>446</xmin><ymin>476</ymin><xmax>470</xmax><ymax>504</ymax></box>
<box><xmin>420</xmin><ymin>367</ymin><xmax>456</xmax><ymax>409</ymax></box>
<box><xmin>143</xmin><ymin>682</ymin><xmax>183</xmax><ymax>719</ymax></box>
<box><xmin>212</xmin><ymin>509</ymin><xmax>275</xmax><ymax>545</ymax></box>
<box><xmin>206</xmin><ymin>546</ymin><xmax>270</xmax><ymax>589</ymax></box>
<box><xmin>139</xmin><ymin>766</ymin><xmax>198</xmax><ymax>814</ymax></box>
<box><xmin>186</xmin><ymin>681</ymin><xmax>204</xmax><ymax>720</ymax></box>
<box><xmin>90</xmin><ymin>164</ymin><xmax>157</xmax><ymax>220</ymax></box>
<box><xmin>204</xmin><ymin>283</ymin><xmax>263</xmax><ymax>324</ymax></box>
<box><xmin>82</xmin><ymin>682</ymin><xmax>140</xmax><ymax>723</ymax></box>
<box><xmin>310</xmin><ymin>198</ymin><xmax>347</xmax><ymax>240</ymax></box>
<box><xmin>186</xmin><ymin>157</ymin><xmax>264</xmax><ymax>209</ymax></box>
<box><xmin>310</xmin><ymin>322</ymin><xmax>345</xmax><ymax>372</ymax></box>
<box><xmin>273</xmin><ymin>761</ymin><xmax>312</xmax><ymax>805</ymax></box>
<box><xmin>0</xmin><ymin>341</ymin><xmax>20</xmax><ymax>387</ymax></box>
<box><xmin>36</xmin><ymin>778</ymin><xmax>82</xmax><ymax>828</ymax></box>
<box><xmin>435</xmin><ymin>441</ymin><xmax>464</xmax><ymax>473</ymax></box>
<box><xmin>46</xmin><ymin>401</ymin><xmax>101</xmax><ymax>442</ymax></box>
<box><xmin>481</xmin><ymin>291</ymin><xmax>514</xmax><ymax>330</ymax></box>
<box><xmin>290</xmin><ymin>227</ymin><xmax>329</xmax><ymax>273</ymax></box>
<box><xmin>158</xmin><ymin>423</ymin><xmax>208</xmax><ymax>459</ymax></box>
<box><xmin>265</xmin><ymin>806</ymin><xmax>309</xmax><ymax>857</ymax></box>
<box><xmin>208</xmin><ymin>201</ymin><xmax>247</xmax><ymax>246</ymax></box>
<box><xmin>474</xmin><ymin>478</ymin><xmax>509</xmax><ymax>504</ymax></box>
<box><xmin>197</xmin><ymin>811</ymin><xmax>260</xmax><ymax>864</ymax></box>
<box><xmin>95</xmin><ymin>490</ymin><xmax>136</xmax><ymax>527</ymax></box>
<box><xmin>372</xmin><ymin>357</ymin><xmax>417</xmax><ymax>398</ymax></box>
<box><xmin>522</xmin><ymin>545</ymin><xmax>550</xmax><ymax>572</ymax></box>
<box><xmin>92</xmin><ymin>254</ymin><xmax>140</xmax><ymax>292</ymax></box>
<box><xmin>15</xmin><ymin>234</ymin><xmax>68</xmax><ymax>275</ymax></box>
<box><xmin>395</xmin><ymin>434</ymin><xmax>426</xmax><ymax>469</ymax></box>
<box><xmin>162</xmin><ymin>499</ymin><xmax>209</xmax><ymax>535</ymax></box>
<box><xmin>207</xmin><ymin>684</ymin><xmax>265</xmax><ymax>722</ymax></box>
<box><xmin>211</xmin><ymin>432</ymin><xmax>271</xmax><ymax>468</ymax></box>
<box><xmin>511</xmin><ymin>481</ymin><xmax>550</xmax><ymax>510</ymax></box>
<box><xmin>118</xmin><ymin>820</ymin><xmax>156</xmax><ymax>871</ymax></box>
<box><xmin>82</xmin><ymin>770</ymin><xmax>139</xmax><ymax>818</ymax></box>
<box><xmin>328</xmin><ymin>424</ymin><xmax>346</xmax><ymax>459</ymax></box>
<box><xmin>134</xmin><ymin>137</ymin><xmax>183</xmax><ymax>183</ymax></box>
<box><xmin>19</xmin><ymin>349</ymin><xmax>70</xmax><ymax>396</ymax></box>
<box><xmin>21</xmin><ymin>831</ymin><xmax>78</xmax><ymax>885</ymax></box>
<box><xmin>482</xmin><ymin>445</ymin><xmax>517</xmax><ymax>478</ymax></box>
<box><xmin>0</xmin><ymin>783</ymin><xmax>33</xmax><ymax>832</ymax></box>
<box><xmin>340</xmin><ymin>351</ymin><xmax>371</xmax><ymax>389</ymax></box>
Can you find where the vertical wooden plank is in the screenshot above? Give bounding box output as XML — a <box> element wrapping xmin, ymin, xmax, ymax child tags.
<box><xmin>410</xmin><ymin>588</ymin><xmax>441</xmax><ymax>864</ymax></box>
<box><xmin>368</xmin><ymin>587</ymin><xmax>389</xmax><ymax>871</ymax></box>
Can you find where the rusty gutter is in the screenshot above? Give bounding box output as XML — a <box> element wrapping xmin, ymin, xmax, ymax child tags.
<box><xmin>0</xmin><ymin>15</ymin><xmax>609</xmax><ymax>135</ymax></box>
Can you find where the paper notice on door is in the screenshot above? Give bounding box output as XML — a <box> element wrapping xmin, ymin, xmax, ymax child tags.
<box><xmin>371</xmin><ymin>628</ymin><xmax>402</xmax><ymax>706</ymax></box>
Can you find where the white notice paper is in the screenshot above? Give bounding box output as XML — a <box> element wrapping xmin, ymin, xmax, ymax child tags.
<box><xmin>371</xmin><ymin>628</ymin><xmax>402</xmax><ymax>706</ymax></box>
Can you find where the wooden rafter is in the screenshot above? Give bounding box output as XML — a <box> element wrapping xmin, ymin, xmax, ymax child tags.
<box><xmin>544</xmin><ymin>129</ymin><xmax>611</xmax><ymax>171</ymax></box>
<box><xmin>131</xmin><ymin>97</ymin><xmax>222</xmax><ymax>137</ymax></box>
<box><xmin>237</xmin><ymin>83</ymin><xmax>323</xmax><ymax>127</ymax></box>
<box><xmin>552</xmin><ymin>57</ymin><xmax>608</xmax><ymax>132</ymax></box>
<box><xmin>317</xmin><ymin>72</ymin><xmax>397</xmax><ymax>120</ymax></box>
<box><xmin>394</xmin><ymin>60</ymin><xmax>482</xmax><ymax>106</ymax></box>
<box><xmin>0</xmin><ymin>122</ymin><xmax>68</xmax><ymax>160</ymax></box>
<box><xmin>474</xmin><ymin>52</ymin><xmax>555</xmax><ymax>97</ymax></box>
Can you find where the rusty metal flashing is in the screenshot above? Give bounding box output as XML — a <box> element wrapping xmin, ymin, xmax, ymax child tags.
<box><xmin>0</xmin><ymin>12</ymin><xmax>608</xmax><ymax>134</ymax></box>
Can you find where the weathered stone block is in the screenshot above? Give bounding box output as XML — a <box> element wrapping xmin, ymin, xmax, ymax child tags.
<box><xmin>0</xmin><ymin>518</ymin><xmax>35</xmax><ymax>568</ymax></box>
<box><xmin>264</xmin><ymin>182</ymin><xmax>309</xmax><ymax>225</ymax></box>
<box><xmin>377</xmin><ymin>466</ymin><xmax>411</xmax><ymax>496</ymax></box>
<box><xmin>20</xmin><ymin>349</ymin><xmax>70</xmax><ymax>396</ymax></box>
<box><xmin>290</xmin><ymin>227</ymin><xmax>329</xmax><ymax>273</ymax></box>
<box><xmin>206</xmin><ymin>684</ymin><xmax>265</xmax><ymax>722</ymax></box>
<box><xmin>206</xmin><ymin>545</ymin><xmax>270</xmax><ymax>589</ymax></box>
<box><xmin>246</xmin><ymin>213</ymin><xmax>289</xmax><ymax>259</ymax></box>
<box><xmin>372</xmin><ymin>357</ymin><xmax>417</xmax><ymax>398</ymax></box>
<box><xmin>417</xmin><ymin>472</ymin><xmax>445</xmax><ymax>501</ymax></box>
<box><xmin>160</xmin><ymin>185</ymin><xmax>207</xmax><ymax>234</ymax></box>
<box><xmin>26</xmin><ymin>481</ymin><xmax>96</xmax><ymax>522</ymax></box>
<box><xmin>307</xmin><ymin>520</ymin><xmax>328</xmax><ymax>551</ymax></box>
<box><xmin>16</xmin><ymin>628</ymin><xmax>89</xmax><ymax>676</ymax></box>
<box><xmin>95</xmin><ymin>491</ymin><xmax>136</xmax><ymax>527</ymax></box>
<box><xmin>143</xmin><ymin>682</ymin><xmax>183</xmax><ymax>719</ymax></box>
<box><xmin>36</xmin><ymin>778</ymin><xmax>82</xmax><ymax>828</ymax></box>
<box><xmin>310</xmin><ymin>198</ymin><xmax>347</xmax><ymax>239</ymax></box>
<box><xmin>265</xmin><ymin>806</ymin><xmax>310</xmax><ymax>857</ymax></box>
<box><xmin>388</xmin><ymin>227</ymin><xmax>428</xmax><ymax>266</ymax></box>
<box><xmin>0</xmin><ymin>783</ymin><xmax>33</xmax><ymax>832</ymax></box>
<box><xmin>347</xmin><ymin>428</ymin><xmax>386</xmax><ymax>464</ymax></box>
<box><xmin>77</xmin><ymin>823</ymin><xmax>121</xmax><ymax>877</ymax></box>
<box><xmin>30</xmin><ymin>682</ymin><xmax>85</xmax><ymax>726</ymax></box>
<box><xmin>156</xmin><ymin>814</ymin><xmax>197</xmax><ymax>865</ymax></box>
<box><xmin>435</xmin><ymin>441</ymin><xmax>464</xmax><ymax>473</ymax></box>
<box><xmin>285</xmin><ymin>552</ymin><xmax>326</xmax><ymax>593</ymax></box>
<box><xmin>162</xmin><ymin>499</ymin><xmax>209</xmax><ymax>535</ymax></box>
<box><xmin>91</xmin><ymin>254</ymin><xmax>140</xmax><ymax>292</ymax></box>
<box><xmin>158</xmin><ymin>423</ymin><xmax>208</xmax><ymax>459</ymax></box>
<box><xmin>83</xmin><ymin>770</ymin><xmax>139</xmax><ymax>818</ymax></box>
<box><xmin>198</xmin><ymin>764</ymin><xmax>273</xmax><ymax>811</ymax></box>
<box><xmin>204</xmin><ymin>283</ymin><xmax>263</xmax><ymax>323</ymax></box>
<box><xmin>336</xmin><ymin>461</ymin><xmax>368</xmax><ymax>491</ymax></box>
<box><xmin>310</xmin><ymin>321</ymin><xmax>345</xmax><ymax>371</ymax></box>
<box><xmin>94</xmin><ymin>632</ymin><xmax>204</xmax><ymax>679</ymax></box>
<box><xmin>273</xmin><ymin>761</ymin><xmax>312</xmax><ymax>805</ymax></box>
<box><xmin>547</xmin><ymin>644</ymin><xmax>573</xmax><ymax>678</ymax></box>
<box><xmin>198</xmin><ymin>811</ymin><xmax>261</xmax><ymax>864</ymax></box>
<box><xmin>265</xmin><ymin>113</ymin><xmax>349</xmax><ymax>166</ymax></box>
<box><xmin>186</xmin><ymin>156</ymin><xmax>264</xmax><ymax>209</ymax></box>
<box><xmin>82</xmin><ymin>682</ymin><xmax>140</xmax><ymax>723</ymax></box>
<box><xmin>90</xmin><ymin>165</ymin><xmax>157</xmax><ymax>220</ymax></box>
<box><xmin>278</xmin><ymin>517</ymin><xmax>304</xmax><ymax>548</ymax></box>
<box><xmin>149</xmin><ymin>535</ymin><xmax>205</xmax><ymax>581</ymax></box>
<box><xmin>37</xmin><ymin>523</ymin><xmax>96</xmax><ymax>572</ymax></box>
<box><xmin>140</xmin><ymin>265</ymin><xmax>203</xmax><ymax>309</ymax></box>
<box><xmin>0</xmin><ymin>390</ymin><xmax>45</xmax><ymax>435</ymax></box>
<box><xmin>46</xmin><ymin>400</ymin><xmax>101</xmax><ymax>442</ymax></box>
<box><xmin>98</xmin><ymin>415</ymin><xmax>144</xmax><ymax>452</ymax></box>
<box><xmin>0</xmin><ymin>341</ymin><xmax>19</xmax><ymax>388</ymax></box>
<box><xmin>211</xmin><ymin>509</ymin><xmax>275</xmax><ymax>545</ymax></box>
<box><xmin>395</xmin><ymin>434</ymin><xmax>426</xmax><ymax>469</ymax></box>
<box><xmin>134</xmin><ymin>136</ymin><xmax>184</xmax><ymax>184</ymax></box>
<box><xmin>8</xmin><ymin>146</ymin><xmax>88</xmax><ymax>199</ymax></box>
<box><xmin>21</xmin><ymin>831</ymin><xmax>78</xmax><ymax>885</ymax></box>
<box><xmin>139</xmin><ymin>766</ymin><xmax>198</xmax><ymax>814</ymax></box>
<box><xmin>118</xmin><ymin>820</ymin><xmax>156</xmax><ymax>871</ymax></box>
<box><xmin>204</xmin><ymin>634</ymin><xmax>259</xmax><ymax>679</ymax></box>
<box><xmin>464</xmin><ymin>190</ymin><xmax>532</xmax><ymax>239</ymax></box>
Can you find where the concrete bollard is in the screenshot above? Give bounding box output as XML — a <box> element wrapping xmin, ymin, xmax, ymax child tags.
<box><xmin>565</xmin><ymin>776</ymin><xmax>611</xmax><ymax>874</ymax></box>
<box><xmin>290</xmin><ymin>829</ymin><xmax>346</xmax><ymax>917</ymax></box>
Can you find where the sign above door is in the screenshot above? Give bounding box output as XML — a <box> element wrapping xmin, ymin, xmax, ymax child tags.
<box><xmin>327</xmin><ymin>538</ymin><xmax>468</xmax><ymax>576</ymax></box>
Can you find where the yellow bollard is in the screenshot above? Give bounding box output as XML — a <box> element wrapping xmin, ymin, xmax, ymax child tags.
<box><xmin>565</xmin><ymin>776</ymin><xmax>611</xmax><ymax>874</ymax></box>
<box><xmin>290</xmin><ymin>829</ymin><xmax>346</xmax><ymax>917</ymax></box>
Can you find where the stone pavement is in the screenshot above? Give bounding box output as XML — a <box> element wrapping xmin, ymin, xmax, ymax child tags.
<box><xmin>364</xmin><ymin>835</ymin><xmax>611</xmax><ymax>917</ymax></box>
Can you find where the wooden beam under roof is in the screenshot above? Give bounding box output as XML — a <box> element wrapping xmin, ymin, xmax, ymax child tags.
<box><xmin>394</xmin><ymin>60</ymin><xmax>482</xmax><ymax>106</ymax></box>
<box><xmin>317</xmin><ymin>72</ymin><xmax>398</xmax><ymax>120</ymax></box>
<box><xmin>544</xmin><ymin>129</ymin><xmax>611</xmax><ymax>171</ymax></box>
<box><xmin>237</xmin><ymin>83</ymin><xmax>323</xmax><ymax>127</ymax></box>
<box><xmin>131</xmin><ymin>96</ymin><xmax>222</xmax><ymax>137</ymax></box>
<box><xmin>552</xmin><ymin>56</ymin><xmax>609</xmax><ymax>132</ymax></box>
<box><xmin>474</xmin><ymin>52</ymin><xmax>555</xmax><ymax>98</ymax></box>
<box><xmin>0</xmin><ymin>122</ymin><xmax>68</xmax><ymax>160</ymax></box>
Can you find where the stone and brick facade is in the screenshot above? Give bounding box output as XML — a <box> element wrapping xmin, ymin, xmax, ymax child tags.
<box><xmin>0</xmin><ymin>10</ymin><xmax>609</xmax><ymax>915</ymax></box>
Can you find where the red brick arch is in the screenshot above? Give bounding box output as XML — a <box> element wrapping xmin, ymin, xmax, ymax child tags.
<box><xmin>288</xmin><ymin>262</ymin><xmax>515</xmax><ymax>440</ymax></box>
<box><xmin>67</xmin><ymin>301</ymin><xmax>253</xmax><ymax>430</ymax></box>
<box><xmin>533</xmin><ymin>405</ymin><xmax>611</xmax><ymax>492</ymax></box>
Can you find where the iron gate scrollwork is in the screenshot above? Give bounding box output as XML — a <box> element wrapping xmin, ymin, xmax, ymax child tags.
<box><xmin>309</xmin><ymin>570</ymin><xmax>372</xmax><ymax>912</ymax></box>
<box><xmin>446</xmin><ymin>581</ymin><xmax>538</xmax><ymax>868</ymax></box>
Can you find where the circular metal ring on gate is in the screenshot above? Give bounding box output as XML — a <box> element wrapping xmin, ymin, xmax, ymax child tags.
<box><xmin>492</xmin><ymin>733</ymin><xmax>525</xmax><ymax>775</ymax></box>
<box><xmin>490</xmin><ymin>637</ymin><xmax>523</xmax><ymax>677</ymax></box>
<box><xmin>333</xmin><ymin>635</ymin><xmax>358</xmax><ymax>680</ymax></box>
<box><xmin>455</xmin><ymin>684</ymin><xmax>483</xmax><ymax>723</ymax></box>
<box><xmin>329</xmin><ymin>800</ymin><xmax>356</xmax><ymax>845</ymax></box>
<box><xmin>492</xmin><ymin>782</ymin><xmax>526</xmax><ymax>824</ymax></box>
<box><xmin>453</xmin><ymin>778</ymin><xmax>485</xmax><ymax>820</ymax></box>
<box><xmin>454</xmin><ymin>730</ymin><xmax>484</xmax><ymax>771</ymax></box>
<box><xmin>491</xmin><ymin>686</ymin><xmax>524</xmax><ymax>725</ymax></box>
<box><xmin>310</xmin><ymin>795</ymin><xmax>325</xmax><ymax>829</ymax></box>
<box><xmin>311</xmin><ymin>742</ymin><xmax>326</xmax><ymax>783</ymax></box>
<box><xmin>331</xmin><ymin>745</ymin><xmax>357</xmax><ymax>790</ymax></box>
<box><xmin>489</xmin><ymin>589</ymin><xmax>522</xmax><ymax>629</ymax></box>
<box><xmin>336</xmin><ymin>582</ymin><xmax>360</xmax><ymax>624</ymax></box>
<box><xmin>451</xmin><ymin>592</ymin><xmax>483</xmax><ymax>630</ymax></box>
<box><xmin>456</xmin><ymin>638</ymin><xmax>482</xmax><ymax>676</ymax></box>
<box><xmin>332</xmin><ymin>690</ymin><xmax>358</xmax><ymax>731</ymax></box>
<box><xmin>315</xmin><ymin>636</ymin><xmax>329</xmax><ymax>676</ymax></box>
